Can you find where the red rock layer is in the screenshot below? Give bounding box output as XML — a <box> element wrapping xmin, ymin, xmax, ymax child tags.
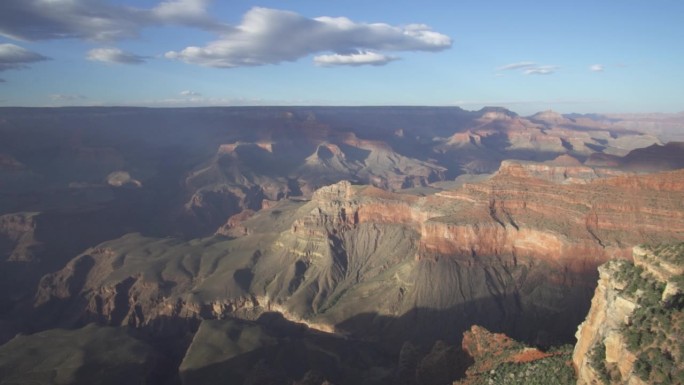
<box><xmin>293</xmin><ymin>165</ymin><xmax>684</xmax><ymax>277</ymax></box>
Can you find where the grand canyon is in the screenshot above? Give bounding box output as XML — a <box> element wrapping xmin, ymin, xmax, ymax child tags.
<box><xmin>0</xmin><ymin>106</ymin><xmax>682</xmax><ymax>384</ymax></box>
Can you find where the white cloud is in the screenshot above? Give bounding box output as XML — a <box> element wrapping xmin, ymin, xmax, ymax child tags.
<box><xmin>524</xmin><ymin>65</ymin><xmax>559</xmax><ymax>75</ymax></box>
<box><xmin>152</xmin><ymin>0</ymin><xmax>228</xmax><ymax>30</ymax></box>
<box><xmin>498</xmin><ymin>61</ymin><xmax>535</xmax><ymax>71</ymax></box>
<box><xmin>180</xmin><ymin>90</ymin><xmax>201</xmax><ymax>96</ymax></box>
<box><xmin>498</xmin><ymin>61</ymin><xmax>559</xmax><ymax>75</ymax></box>
<box><xmin>590</xmin><ymin>64</ymin><xmax>604</xmax><ymax>72</ymax></box>
<box><xmin>0</xmin><ymin>43</ymin><xmax>49</xmax><ymax>71</ymax></box>
<box><xmin>0</xmin><ymin>0</ymin><xmax>225</xmax><ymax>42</ymax></box>
<box><xmin>165</xmin><ymin>7</ymin><xmax>451</xmax><ymax>68</ymax></box>
<box><xmin>0</xmin><ymin>2</ymin><xmax>449</xmax><ymax>69</ymax></box>
<box><xmin>314</xmin><ymin>51</ymin><xmax>397</xmax><ymax>67</ymax></box>
<box><xmin>0</xmin><ymin>0</ymin><xmax>147</xmax><ymax>41</ymax></box>
<box><xmin>87</xmin><ymin>48</ymin><xmax>146</xmax><ymax>64</ymax></box>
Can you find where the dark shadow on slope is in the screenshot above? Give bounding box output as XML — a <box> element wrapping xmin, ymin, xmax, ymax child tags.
<box><xmin>337</xmin><ymin>143</ymin><xmax>372</xmax><ymax>163</ymax></box>
<box><xmin>335</xmin><ymin>294</ymin><xmax>592</xmax><ymax>353</ymax></box>
<box><xmin>180</xmin><ymin>313</ymin><xmax>398</xmax><ymax>385</ymax></box>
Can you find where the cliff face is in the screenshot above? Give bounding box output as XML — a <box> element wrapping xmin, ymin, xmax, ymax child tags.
<box><xmin>573</xmin><ymin>244</ymin><xmax>684</xmax><ymax>385</ymax></box>
<box><xmin>30</xmin><ymin>166</ymin><xmax>684</xmax><ymax>351</ymax></box>
<box><xmin>425</xmin><ymin>164</ymin><xmax>684</xmax><ymax>269</ymax></box>
<box><xmin>573</xmin><ymin>260</ymin><xmax>641</xmax><ymax>385</ymax></box>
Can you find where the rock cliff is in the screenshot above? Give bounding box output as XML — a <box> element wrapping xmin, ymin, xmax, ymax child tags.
<box><xmin>573</xmin><ymin>244</ymin><xmax>684</xmax><ymax>385</ymax></box>
<box><xmin>30</xmin><ymin>165</ymin><xmax>684</xmax><ymax>352</ymax></box>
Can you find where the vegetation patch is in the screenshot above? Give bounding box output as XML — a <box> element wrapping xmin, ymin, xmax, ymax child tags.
<box><xmin>615</xmin><ymin>243</ymin><xmax>684</xmax><ymax>385</ymax></box>
<box><xmin>462</xmin><ymin>345</ymin><xmax>575</xmax><ymax>385</ymax></box>
<box><xmin>589</xmin><ymin>342</ymin><xmax>610</xmax><ymax>384</ymax></box>
<box><xmin>642</xmin><ymin>243</ymin><xmax>684</xmax><ymax>265</ymax></box>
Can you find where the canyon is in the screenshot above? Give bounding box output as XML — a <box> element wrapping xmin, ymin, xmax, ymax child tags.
<box><xmin>0</xmin><ymin>107</ymin><xmax>683</xmax><ymax>384</ymax></box>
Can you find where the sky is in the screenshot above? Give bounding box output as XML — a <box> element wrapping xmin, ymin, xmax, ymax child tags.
<box><xmin>0</xmin><ymin>0</ymin><xmax>682</xmax><ymax>115</ymax></box>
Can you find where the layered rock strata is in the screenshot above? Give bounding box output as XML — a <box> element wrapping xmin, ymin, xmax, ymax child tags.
<box><xmin>32</xmin><ymin>165</ymin><xmax>684</xmax><ymax>350</ymax></box>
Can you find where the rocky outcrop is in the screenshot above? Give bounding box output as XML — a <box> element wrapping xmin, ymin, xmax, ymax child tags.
<box><xmin>573</xmin><ymin>261</ymin><xmax>640</xmax><ymax>385</ymax></box>
<box><xmin>0</xmin><ymin>212</ymin><xmax>41</xmax><ymax>262</ymax></box>
<box><xmin>215</xmin><ymin>209</ymin><xmax>255</xmax><ymax>237</ymax></box>
<box><xmin>574</xmin><ymin>244</ymin><xmax>684</xmax><ymax>385</ymax></box>
<box><xmin>455</xmin><ymin>325</ymin><xmax>575</xmax><ymax>385</ymax></box>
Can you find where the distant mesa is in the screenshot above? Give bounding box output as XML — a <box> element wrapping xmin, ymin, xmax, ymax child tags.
<box><xmin>477</xmin><ymin>106</ymin><xmax>518</xmax><ymax>121</ymax></box>
<box><xmin>619</xmin><ymin>141</ymin><xmax>684</xmax><ymax>171</ymax></box>
<box><xmin>529</xmin><ymin>109</ymin><xmax>568</xmax><ymax>125</ymax></box>
<box><xmin>546</xmin><ymin>154</ymin><xmax>583</xmax><ymax>167</ymax></box>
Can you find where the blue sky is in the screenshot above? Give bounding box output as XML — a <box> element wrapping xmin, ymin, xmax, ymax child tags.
<box><xmin>0</xmin><ymin>0</ymin><xmax>682</xmax><ymax>115</ymax></box>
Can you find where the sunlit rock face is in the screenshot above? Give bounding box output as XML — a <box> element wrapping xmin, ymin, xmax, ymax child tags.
<box><xmin>574</xmin><ymin>244</ymin><xmax>684</xmax><ymax>385</ymax></box>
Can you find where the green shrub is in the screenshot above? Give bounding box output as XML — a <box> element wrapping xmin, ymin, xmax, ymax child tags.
<box><xmin>589</xmin><ymin>342</ymin><xmax>610</xmax><ymax>384</ymax></box>
<box><xmin>618</xmin><ymin>245</ymin><xmax>684</xmax><ymax>385</ymax></box>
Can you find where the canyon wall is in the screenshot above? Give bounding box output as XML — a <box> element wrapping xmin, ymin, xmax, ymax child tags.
<box><xmin>574</xmin><ymin>244</ymin><xmax>684</xmax><ymax>385</ymax></box>
<box><xmin>30</xmin><ymin>166</ymin><xmax>684</xmax><ymax>350</ymax></box>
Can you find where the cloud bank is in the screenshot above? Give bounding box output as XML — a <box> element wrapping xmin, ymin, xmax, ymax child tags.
<box><xmin>0</xmin><ymin>43</ymin><xmax>49</xmax><ymax>71</ymax></box>
<box><xmin>0</xmin><ymin>0</ymin><xmax>226</xmax><ymax>41</ymax></box>
<box><xmin>165</xmin><ymin>7</ymin><xmax>451</xmax><ymax>67</ymax></box>
<box><xmin>0</xmin><ymin>2</ymin><xmax>450</xmax><ymax>68</ymax></box>
<box><xmin>87</xmin><ymin>48</ymin><xmax>146</xmax><ymax>64</ymax></box>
